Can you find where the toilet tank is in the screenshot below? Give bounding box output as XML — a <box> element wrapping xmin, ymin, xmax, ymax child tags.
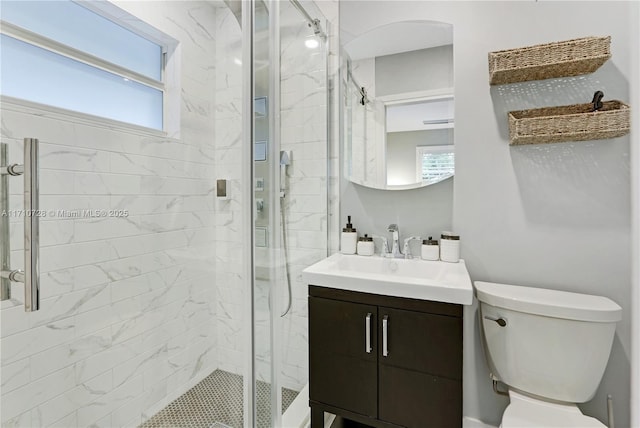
<box><xmin>475</xmin><ymin>281</ymin><xmax>622</xmax><ymax>403</ymax></box>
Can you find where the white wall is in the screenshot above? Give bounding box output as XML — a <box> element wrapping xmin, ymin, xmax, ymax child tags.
<box><xmin>630</xmin><ymin>2</ymin><xmax>640</xmax><ymax>427</ymax></box>
<box><xmin>0</xmin><ymin>2</ymin><xmax>219</xmax><ymax>426</ymax></box>
<box><xmin>339</xmin><ymin>1</ymin><xmax>635</xmax><ymax>427</ymax></box>
<box><xmin>376</xmin><ymin>45</ymin><xmax>453</xmax><ymax>96</ymax></box>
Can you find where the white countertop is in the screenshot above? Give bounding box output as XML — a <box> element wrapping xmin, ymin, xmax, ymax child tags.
<box><xmin>302</xmin><ymin>253</ymin><xmax>473</xmax><ymax>305</ymax></box>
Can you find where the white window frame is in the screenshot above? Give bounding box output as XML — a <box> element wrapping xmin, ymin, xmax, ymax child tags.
<box><xmin>0</xmin><ymin>0</ymin><xmax>179</xmax><ymax>134</ymax></box>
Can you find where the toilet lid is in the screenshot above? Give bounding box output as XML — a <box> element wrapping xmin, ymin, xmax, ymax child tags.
<box><xmin>501</xmin><ymin>392</ymin><xmax>606</xmax><ymax>428</ymax></box>
<box><xmin>475</xmin><ymin>281</ymin><xmax>622</xmax><ymax>323</ymax></box>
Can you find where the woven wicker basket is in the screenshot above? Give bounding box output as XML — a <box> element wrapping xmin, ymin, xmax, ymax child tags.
<box><xmin>489</xmin><ymin>36</ymin><xmax>611</xmax><ymax>85</ymax></box>
<box><xmin>508</xmin><ymin>100</ymin><xmax>630</xmax><ymax>145</ymax></box>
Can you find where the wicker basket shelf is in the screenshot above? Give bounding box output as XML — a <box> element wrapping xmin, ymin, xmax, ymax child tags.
<box><xmin>508</xmin><ymin>100</ymin><xmax>630</xmax><ymax>145</ymax></box>
<box><xmin>489</xmin><ymin>36</ymin><xmax>611</xmax><ymax>85</ymax></box>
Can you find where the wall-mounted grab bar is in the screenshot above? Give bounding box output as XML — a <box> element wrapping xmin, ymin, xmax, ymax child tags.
<box><xmin>0</xmin><ymin>138</ymin><xmax>40</xmax><ymax>311</ymax></box>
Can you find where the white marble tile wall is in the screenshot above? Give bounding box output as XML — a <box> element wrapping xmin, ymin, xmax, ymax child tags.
<box><xmin>1</xmin><ymin>2</ymin><xmax>218</xmax><ymax>427</ymax></box>
<box><xmin>212</xmin><ymin>5</ymin><xmax>246</xmax><ymax>379</ymax></box>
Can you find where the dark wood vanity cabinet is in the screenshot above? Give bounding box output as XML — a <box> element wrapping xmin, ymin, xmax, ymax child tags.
<box><xmin>309</xmin><ymin>286</ymin><xmax>463</xmax><ymax>428</ymax></box>
<box><xmin>309</xmin><ymin>297</ymin><xmax>378</xmax><ymax>417</ymax></box>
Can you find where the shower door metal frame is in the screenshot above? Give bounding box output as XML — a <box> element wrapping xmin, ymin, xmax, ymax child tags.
<box><xmin>267</xmin><ymin>0</ymin><xmax>284</xmax><ymax>426</ymax></box>
<box><xmin>241</xmin><ymin>1</ymin><xmax>257</xmax><ymax>427</ymax></box>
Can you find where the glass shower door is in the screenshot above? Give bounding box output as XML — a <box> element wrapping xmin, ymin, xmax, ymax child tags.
<box><xmin>249</xmin><ymin>0</ymin><xmax>329</xmax><ymax>426</ymax></box>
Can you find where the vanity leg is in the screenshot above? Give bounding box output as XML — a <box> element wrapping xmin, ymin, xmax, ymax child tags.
<box><xmin>311</xmin><ymin>406</ymin><xmax>325</xmax><ymax>428</ymax></box>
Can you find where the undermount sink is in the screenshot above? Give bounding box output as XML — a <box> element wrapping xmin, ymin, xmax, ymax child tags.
<box><xmin>302</xmin><ymin>253</ymin><xmax>473</xmax><ymax>305</ymax></box>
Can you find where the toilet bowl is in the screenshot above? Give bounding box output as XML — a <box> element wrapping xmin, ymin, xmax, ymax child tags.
<box><xmin>475</xmin><ymin>281</ymin><xmax>622</xmax><ymax>428</ymax></box>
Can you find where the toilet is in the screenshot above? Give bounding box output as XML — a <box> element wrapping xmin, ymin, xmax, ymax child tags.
<box><xmin>475</xmin><ymin>281</ymin><xmax>622</xmax><ymax>428</ymax></box>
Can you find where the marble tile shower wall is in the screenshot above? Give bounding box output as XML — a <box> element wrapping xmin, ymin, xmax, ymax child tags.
<box><xmin>212</xmin><ymin>5</ymin><xmax>246</xmax><ymax>379</ymax></box>
<box><xmin>0</xmin><ymin>2</ymin><xmax>218</xmax><ymax>427</ymax></box>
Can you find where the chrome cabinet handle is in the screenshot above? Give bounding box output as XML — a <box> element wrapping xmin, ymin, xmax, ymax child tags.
<box><xmin>382</xmin><ymin>315</ymin><xmax>389</xmax><ymax>357</ymax></box>
<box><xmin>484</xmin><ymin>315</ymin><xmax>507</xmax><ymax>327</ymax></box>
<box><xmin>365</xmin><ymin>313</ymin><xmax>372</xmax><ymax>353</ymax></box>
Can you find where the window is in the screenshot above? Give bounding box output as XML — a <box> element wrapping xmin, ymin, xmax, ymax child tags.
<box><xmin>416</xmin><ymin>145</ymin><xmax>455</xmax><ymax>184</ymax></box>
<box><xmin>0</xmin><ymin>0</ymin><xmax>166</xmax><ymax>130</ymax></box>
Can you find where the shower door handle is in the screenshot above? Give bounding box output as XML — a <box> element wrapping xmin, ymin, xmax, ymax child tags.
<box><xmin>0</xmin><ymin>138</ymin><xmax>40</xmax><ymax>311</ymax></box>
<box><xmin>0</xmin><ymin>142</ymin><xmax>11</xmax><ymax>301</ymax></box>
<box><xmin>23</xmin><ymin>138</ymin><xmax>40</xmax><ymax>311</ymax></box>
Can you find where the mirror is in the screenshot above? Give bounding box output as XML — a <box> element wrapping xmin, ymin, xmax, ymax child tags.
<box><xmin>341</xmin><ymin>20</ymin><xmax>454</xmax><ymax>190</ymax></box>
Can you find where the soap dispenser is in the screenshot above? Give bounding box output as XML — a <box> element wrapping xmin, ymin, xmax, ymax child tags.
<box><xmin>341</xmin><ymin>216</ymin><xmax>358</xmax><ymax>254</ymax></box>
<box><xmin>357</xmin><ymin>234</ymin><xmax>375</xmax><ymax>256</ymax></box>
<box><xmin>421</xmin><ymin>236</ymin><xmax>439</xmax><ymax>261</ymax></box>
<box><xmin>440</xmin><ymin>231</ymin><xmax>460</xmax><ymax>263</ymax></box>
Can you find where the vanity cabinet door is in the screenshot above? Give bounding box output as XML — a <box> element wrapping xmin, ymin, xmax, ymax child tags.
<box><xmin>309</xmin><ymin>296</ymin><xmax>378</xmax><ymax>418</ymax></box>
<box><xmin>377</xmin><ymin>307</ymin><xmax>462</xmax><ymax>379</ymax></box>
<box><xmin>377</xmin><ymin>307</ymin><xmax>463</xmax><ymax>428</ymax></box>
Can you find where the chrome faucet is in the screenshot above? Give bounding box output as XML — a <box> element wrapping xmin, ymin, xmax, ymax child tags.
<box><xmin>403</xmin><ymin>236</ymin><xmax>422</xmax><ymax>259</ymax></box>
<box><xmin>387</xmin><ymin>224</ymin><xmax>403</xmax><ymax>258</ymax></box>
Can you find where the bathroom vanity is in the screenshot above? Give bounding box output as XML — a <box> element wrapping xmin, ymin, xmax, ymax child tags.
<box><xmin>303</xmin><ymin>254</ymin><xmax>472</xmax><ymax>428</ymax></box>
<box><xmin>309</xmin><ymin>286</ymin><xmax>462</xmax><ymax>428</ymax></box>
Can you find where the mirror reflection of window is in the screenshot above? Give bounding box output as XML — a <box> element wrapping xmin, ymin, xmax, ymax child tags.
<box><xmin>385</xmin><ymin>97</ymin><xmax>454</xmax><ymax>186</ymax></box>
<box><xmin>385</xmin><ymin>128</ymin><xmax>453</xmax><ymax>187</ymax></box>
<box><xmin>416</xmin><ymin>145</ymin><xmax>455</xmax><ymax>185</ymax></box>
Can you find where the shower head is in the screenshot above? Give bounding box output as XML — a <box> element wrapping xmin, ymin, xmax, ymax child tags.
<box><xmin>280</xmin><ymin>150</ymin><xmax>291</xmax><ymax>166</ymax></box>
<box><xmin>309</xmin><ymin>18</ymin><xmax>327</xmax><ymax>41</ymax></box>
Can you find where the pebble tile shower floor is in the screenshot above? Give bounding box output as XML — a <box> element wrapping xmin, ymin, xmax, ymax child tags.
<box><xmin>139</xmin><ymin>370</ymin><xmax>299</xmax><ymax>428</ymax></box>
